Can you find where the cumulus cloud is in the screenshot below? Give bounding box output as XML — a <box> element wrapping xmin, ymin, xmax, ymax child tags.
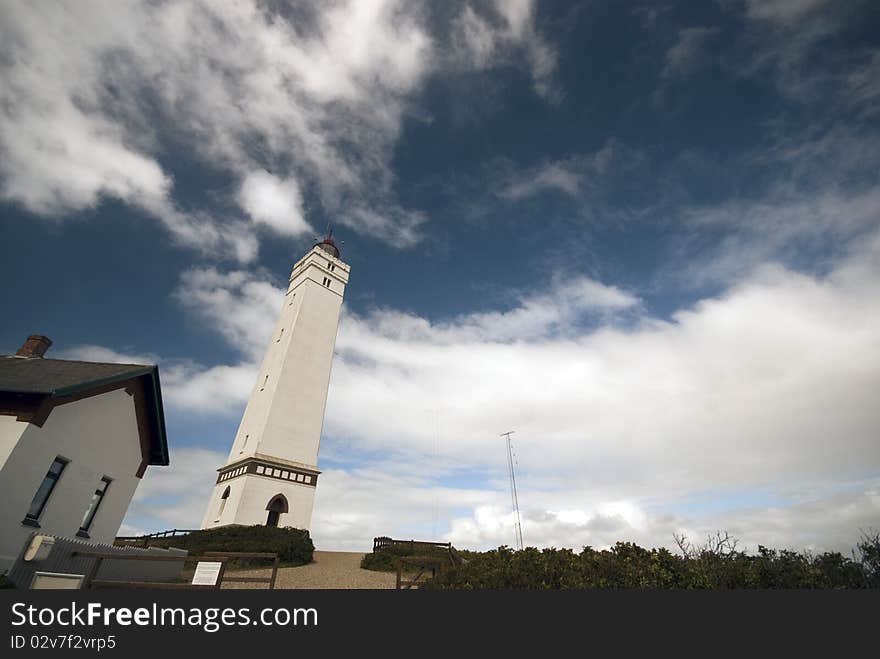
<box><xmin>238</xmin><ymin>171</ymin><xmax>311</xmax><ymax>237</ymax></box>
<box><xmin>96</xmin><ymin>219</ymin><xmax>880</xmax><ymax>551</ymax></box>
<box><xmin>0</xmin><ymin>1</ymin><xmax>436</xmax><ymax>256</ymax></box>
<box><xmin>59</xmin><ymin>343</ymin><xmax>257</xmax><ymax>417</ymax></box>
<box><xmin>444</xmin><ymin>487</ymin><xmax>880</xmax><ymax>554</ymax></box>
<box><xmin>173</xmin><ymin>267</ymin><xmax>281</xmax><ymax>360</ymax></box>
<box><xmin>326</xmin><ymin>247</ymin><xmax>880</xmax><ymax>498</ymax></box>
<box><xmin>125</xmin><ymin>447</ymin><xmax>227</xmax><ymax>532</ymax></box>
<box><xmin>78</xmin><ymin>211</ymin><xmax>880</xmax><ymax>551</ymax></box>
<box><xmin>0</xmin><ymin>1</ymin><xmax>566</xmax><ymax>257</ymax></box>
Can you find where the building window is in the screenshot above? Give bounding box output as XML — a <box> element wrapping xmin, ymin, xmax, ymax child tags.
<box><xmin>23</xmin><ymin>456</ymin><xmax>68</xmax><ymax>526</ymax></box>
<box><xmin>215</xmin><ymin>486</ymin><xmax>231</xmax><ymax>522</ymax></box>
<box><xmin>322</xmin><ymin>277</ymin><xmax>331</xmax><ymax>288</ymax></box>
<box><xmin>77</xmin><ymin>477</ymin><xmax>111</xmax><ymax>537</ymax></box>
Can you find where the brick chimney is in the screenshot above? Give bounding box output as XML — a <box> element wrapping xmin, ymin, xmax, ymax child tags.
<box><xmin>16</xmin><ymin>335</ymin><xmax>53</xmax><ymax>358</ymax></box>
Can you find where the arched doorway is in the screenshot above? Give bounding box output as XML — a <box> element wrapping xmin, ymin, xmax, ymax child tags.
<box><xmin>265</xmin><ymin>494</ymin><xmax>289</xmax><ymax>527</ymax></box>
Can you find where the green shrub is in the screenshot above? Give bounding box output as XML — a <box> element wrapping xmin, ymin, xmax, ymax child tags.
<box><xmin>141</xmin><ymin>525</ymin><xmax>314</xmax><ymax>568</ymax></box>
<box><xmin>361</xmin><ymin>542</ymin><xmax>452</xmax><ymax>573</ymax></box>
<box><xmin>423</xmin><ymin>538</ymin><xmax>877</xmax><ymax>590</ymax></box>
<box><xmin>360</xmin><ymin>551</ymin><xmax>400</xmax><ymax>572</ymax></box>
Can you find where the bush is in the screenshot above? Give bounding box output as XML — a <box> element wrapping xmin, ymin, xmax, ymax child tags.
<box><xmin>142</xmin><ymin>525</ymin><xmax>314</xmax><ymax>568</ymax></box>
<box><xmin>423</xmin><ymin>536</ymin><xmax>878</xmax><ymax>590</ymax></box>
<box><xmin>361</xmin><ymin>542</ymin><xmax>452</xmax><ymax>573</ymax></box>
<box><xmin>360</xmin><ymin>551</ymin><xmax>401</xmax><ymax>572</ymax></box>
<box><xmin>854</xmin><ymin>529</ymin><xmax>880</xmax><ymax>587</ymax></box>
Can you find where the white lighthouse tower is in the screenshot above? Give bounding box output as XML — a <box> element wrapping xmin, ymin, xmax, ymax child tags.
<box><xmin>201</xmin><ymin>235</ymin><xmax>349</xmax><ymax>530</ymax></box>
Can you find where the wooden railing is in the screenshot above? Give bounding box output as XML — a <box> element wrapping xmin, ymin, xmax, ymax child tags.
<box><xmin>372</xmin><ymin>537</ymin><xmax>466</xmax><ymax>589</ymax></box>
<box><xmin>396</xmin><ymin>558</ymin><xmax>436</xmax><ymax>590</ymax></box>
<box><xmin>115</xmin><ymin>529</ymin><xmax>200</xmax><ymax>547</ymax></box>
<box><xmin>72</xmin><ymin>550</ymin><xmax>279</xmax><ymax>589</ymax></box>
<box><xmin>373</xmin><ymin>536</ymin><xmax>452</xmax><ymax>554</ymax></box>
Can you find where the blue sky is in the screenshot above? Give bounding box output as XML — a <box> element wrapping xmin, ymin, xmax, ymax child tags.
<box><xmin>2</xmin><ymin>0</ymin><xmax>879</xmax><ymax>553</ymax></box>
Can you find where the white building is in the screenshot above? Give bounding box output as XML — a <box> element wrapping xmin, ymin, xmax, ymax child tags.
<box><xmin>0</xmin><ymin>335</ymin><xmax>170</xmax><ymax>572</ymax></box>
<box><xmin>201</xmin><ymin>236</ymin><xmax>349</xmax><ymax>531</ymax></box>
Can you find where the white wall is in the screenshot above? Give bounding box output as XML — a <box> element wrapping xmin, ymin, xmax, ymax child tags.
<box><xmin>201</xmin><ymin>472</ymin><xmax>316</xmax><ymax>530</ymax></box>
<box><xmin>0</xmin><ymin>415</ymin><xmax>27</xmax><ymax>471</ymax></box>
<box><xmin>0</xmin><ymin>388</ymin><xmax>144</xmax><ymax>571</ymax></box>
<box><xmin>225</xmin><ymin>245</ymin><xmax>348</xmax><ymax>467</ymax></box>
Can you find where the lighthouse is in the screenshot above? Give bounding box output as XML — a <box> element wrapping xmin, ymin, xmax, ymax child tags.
<box><xmin>201</xmin><ymin>235</ymin><xmax>349</xmax><ymax>530</ymax></box>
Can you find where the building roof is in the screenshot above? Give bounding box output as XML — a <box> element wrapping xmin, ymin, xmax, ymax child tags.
<box><xmin>0</xmin><ymin>355</ymin><xmax>170</xmax><ymax>469</ymax></box>
<box><xmin>0</xmin><ymin>357</ymin><xmax>153</xmax><ymax>395</ymax></box>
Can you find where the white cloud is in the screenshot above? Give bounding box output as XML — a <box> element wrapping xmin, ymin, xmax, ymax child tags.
<box><xmin>119</xmin><ymin>452</ymin><xmax>880</xmax><ymax>554</ymax></box>
<box><xmin>310</xmin><ymin>467</ymin><xmax>495</xmax><ymax>550</ymax></box>
<box><xmin>734</xmin><ymin>0</ymin><xmax>875</xmax><ymax>111</ymax></box>
<box><xmin>162</xmin><ymin>363</ymin><xmax>257</xmax><ymax>416</ymax></box>
<box><xmin>325</xmin><ymin>244</ymin><xmax>880</xmax><ymax>499</ymax></box>
<box><xmin>57</xmin><ymin>345</ymin><xmax>159</xmax><ymax>366</ymax></box>
<box><xmin>443</xmin><ymin>486</ymin><xmax>880</xmax><ymax>554</ymax></box>
<box><xmin>0</xmin><ymin>0</ymin><xmax>439</xmax><ymax>255</ymax></box>
<box><xmin>501</xmin><ymin>162</ymin><xmax>581</xmax><ymax>199</ymax></box>
<box><xmin>125</xmin><ymin>447</ymin><xmax>226</xmax><ymax>532</ymax></box>
<box><xmin>74</xmin><ymin>210</ymin><xmax>880</xmax><ymax>554</ymax></box>
<box><xmin>675</xmin><ymin>186</ymin><xmax>880</xmax><ymax>286</ymax></box>
<box><xmin>345</xmin><ymin>205</ymin><xmax>427</xmax><ymax>249</ymax></box>
<box><xmin>238</xmin><ymin>170</ymin><xmax>311</xmax><ymax>237</ymax></box>
<box><xmin>451</xmin><ymin>0</ymin><xmax>557</xmax><ymax>99</ymax></box>
<box><xmin>173</xmin><ymin>268</ymin><xmax>281</xmax><ymax>360</ymax></box>
<box><xmin>497</xmin><ymin>142</ymin><xmax>619</xmax><ymax>201</ymax></box>
<box><xmin>59</xmin><ymin>343</ymin><xmax>257</xmax><ymax>417</ymax></box>
<box><xmin>0</xmin><ymin>1</ymin><xmax>571</xmax><ymax>254</ymax></box>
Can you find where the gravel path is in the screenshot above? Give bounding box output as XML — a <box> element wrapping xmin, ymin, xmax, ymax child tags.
<box><xmin>223</xmin><ymin>551</ymin><xmax>398</xmax><ymax>590</ymax></box>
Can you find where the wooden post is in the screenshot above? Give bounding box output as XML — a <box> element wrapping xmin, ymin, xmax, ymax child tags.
<box><xmin>214</xmin><ymin>558</ymin><xmax>228</xmax><ymax>590</ymax></box>
<box><xmin>82</xmin><ymin>556</ymin><xmax>104</xmax><ymax>590</ymax></box>
<box><xmin>395</xmin><ymin>563</ymin><xmax>402</xmax><ymax>590</ymax></box>
<box><xmin>269</xmin><ymin>555</ymin><xmax>279</xmax><ymax>590</ymax></box>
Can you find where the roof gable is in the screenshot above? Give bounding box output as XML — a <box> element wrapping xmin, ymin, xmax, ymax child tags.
<box><xmin>0</xmin><ymin>357</ymin><xmax>153</xmax><ymax>394</ymax></box>
<box><xmin>0</xmin><ymin>356</ymin><xmax>169</xmax><ymax>473</ymax></box>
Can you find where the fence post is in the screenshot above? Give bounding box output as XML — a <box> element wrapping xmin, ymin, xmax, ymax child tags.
<box><xmin>269</xmin><ymin>555</ymin><xmax>279</xmax><ymax>590</ymax></box>
<box><xmin>214</xmin><ymin>558</ymin><xmax>228</xmax><ymax>590</ymax></box>
<box><xmin>82</xmin><ymin>556</ymin><xmax>104</xmax><ymax>590</ymax></box>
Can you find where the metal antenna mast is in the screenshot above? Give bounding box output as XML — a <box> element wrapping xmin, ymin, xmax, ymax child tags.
<box><xmin>501</xmin><ymin>430</ymin><xmax>523</xmax><ymax>550</ymax></box>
